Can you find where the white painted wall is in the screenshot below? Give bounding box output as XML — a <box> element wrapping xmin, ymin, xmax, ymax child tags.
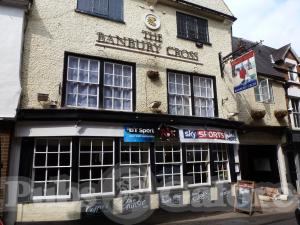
<box><xmin>0</xmin><ymin>5</ymin><xmax>25</xmax><ymax>118</ymax></box>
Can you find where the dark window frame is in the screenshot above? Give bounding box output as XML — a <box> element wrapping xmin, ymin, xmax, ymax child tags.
<box><xmin>167</xmin><ymin>69</ymin><xmax>218</xmax><ymax>118</ymax></box>
<box><xmin>76</xmin><ymin>0</ymin><xmax>125</xmax><ymax>23</ymax></box>
<box><xmin>62</xmin><ymin>52</ymin><xmax>136</xmax><ymax>112</ymax></box>
<box><xmin>176</xmin><ymin>12</ymin><xmax>210</xmax><ymax>45</ymax></box>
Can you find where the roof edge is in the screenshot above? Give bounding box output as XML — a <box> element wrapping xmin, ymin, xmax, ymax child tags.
<box><xmin>176</xmin><ymin>0</ymin><xmax>237</xmax><ymax>22</ymax></box>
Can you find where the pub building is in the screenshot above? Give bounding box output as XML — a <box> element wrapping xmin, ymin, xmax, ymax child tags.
<box><xmin>6</xmin><ymin>0</ymin><xmax>244</xmax><ymax>224</ymax></box>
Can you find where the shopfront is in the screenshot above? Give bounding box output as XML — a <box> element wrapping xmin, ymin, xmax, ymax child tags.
<box><xmin>12</xmin><ymin>109</ymin><xmax>241</xmax><ymax>224</ymax></box>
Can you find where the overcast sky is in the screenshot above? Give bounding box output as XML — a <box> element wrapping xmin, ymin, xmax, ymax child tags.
<box><xmin>224</xmin><ymin>0</ymin><xmax>300</xmax><ymax>54</ymax></box>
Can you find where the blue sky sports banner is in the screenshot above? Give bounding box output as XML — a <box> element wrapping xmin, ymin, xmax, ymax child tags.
<box><xmin>124</xmin><ymin>126</ymin><xmax>155</xmax><ymax>142</ymax></box>
<box><xmin>231</xmin><ymin>50</ymin><xmax>258</xmax><ymax>93</ymax></box>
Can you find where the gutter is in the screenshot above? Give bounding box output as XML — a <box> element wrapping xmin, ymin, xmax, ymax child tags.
<box><xmin>175</xmin><ymin>0</ymin><xmax>237</xmax><ymax>22</ymax></box>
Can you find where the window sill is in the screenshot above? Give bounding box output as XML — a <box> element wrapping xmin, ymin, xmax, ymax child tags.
<box><xmin>188</xmin><ymin>183</ymin><xmax>211</xmax><ymax>188</ymax></box>
<box><xmin>120</xmin><ymin>189</ymin><xmax>152</xmax><ymax>195</ymax></box>
<box><xmin>177</xmin><ymin>36</ymin><xmax>212</xmax><ymax>46</ymax></box>
<box><xmin>75</xmin><ymin>9</ymin><xmax>125</xmax><ymax>24</ymax></box>
<box><xmin>157</xmin><ymin>186</ymin><xmax>183</xmax><ymax>191</ymax></box>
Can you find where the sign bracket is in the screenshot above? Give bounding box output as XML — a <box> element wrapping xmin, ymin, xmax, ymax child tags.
<box><xmin>219</xmin><ymin>40</ymin><xmax>263</xmax><ymax>78</ymax></box>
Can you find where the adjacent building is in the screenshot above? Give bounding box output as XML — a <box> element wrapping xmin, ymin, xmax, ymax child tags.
<box><xmin>0</xmin><ymin>0</ymin><xmax>31</xmax><ymax>219</ymax></box>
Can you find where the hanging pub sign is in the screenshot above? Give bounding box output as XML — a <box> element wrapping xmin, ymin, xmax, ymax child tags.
<box><xmin>124</xmin><ymin>125</ymin><xmax>179</xmax><ymax>143</ymax></box>
<box><xmin>231</xmin><ymin>50</ymin><xmax>258</xmax><ymax>93</ymax></box>
<box><xmin>179</xmin><ymin>127</ymin><xmax>239</xmax><ymax>144</ymax></box>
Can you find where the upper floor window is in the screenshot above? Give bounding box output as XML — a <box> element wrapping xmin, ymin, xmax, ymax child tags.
<box><xmin>64</xmin><ymin>55</ymin><xmax>133</xmax><ymax>111</ymax></box>
<box><xmin>292</xmin><ymin>99</ymin><xmax>300</xmax><ymax>128</ymax></box>
<box><xmin>168</xmin><ymin>71</ymin><xmax>216</xmax><ymax>117</ymax></box>
<box><xmin>177</xmin><ymin>12</ymin><xmax>209</xmax><ymax>44</ymax></box>
<box><xmin>254</xmin><ymin>79</ymin><xmax>274</xmax><ymax>103</ymax></box>
<box><xmin>288</xmin><ymin>65</ymin><xmax>298</xmax><ymax>82</ymax></box>
<box><xmin>77</xmin><ymin>0</ymin><xmax>124</xmax><ymax>22</ymax></box>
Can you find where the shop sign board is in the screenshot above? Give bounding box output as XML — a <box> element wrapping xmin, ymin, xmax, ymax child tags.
<box><xmin>231</xmin><ymin>50</ymin><xmax>258</xmax><ymax>93</ymax></box>
<box><xmin>234</xmin><ymin>181</ymin><xmax>255</xmax><ymax>215</ymax></box>
<box><xmin>122</xmin><ymin>194</ymin><xmax>150</xmax><ymax>215</ymax></box>
<box><xmin>179</xmin><ymin>127</ymin><xmax>239</xmax><ymax>144</ymax></box>
<box><xmin>124</xmin><ymin>125</ymin><xmax>179</xmax><ymax>142</ymax></box>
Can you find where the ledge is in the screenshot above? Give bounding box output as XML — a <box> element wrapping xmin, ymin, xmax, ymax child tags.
<box><xmin>17</xmin><ymin>108</ymin><xmax>243</xmax><ymax>129</ymax></box>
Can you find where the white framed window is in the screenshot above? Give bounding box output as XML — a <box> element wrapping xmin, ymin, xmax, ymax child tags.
<box><xmin>186</xmin><ymin>144</ymin><xmax>210</xmax><ymax>186</ymax></box>
<box><xmin>65</xmin><ymin>55</ymin><xmax>133</xmax><ymax>112</ymax></box>
<box><xmin>168</xmin><ymin>72</ymin><xmax>192</xmax><ymax>116</ymax></box>
<box><xmin>292</xmin><ymin>99</ymin><xmax>300</xmax><ymax>128</ymax></box>
<box><xmin>168</xmin><ymin>72</ymin><xmax>216</xmax><ymax>117</ymax></box>
<box><xmin>79</xmin><ymin>139</ymin><xmax>114</xmax><ymax>197</ymax></box>
<box><xmin>254</xmin><ymin>79</ymin><xmax>274</xmax><ymax>103</ymax></box>
<box><xmin>193</xmin><ymin>77</ymin><xmax>214</xmax><ymax>117</ymax></box>
<box><xmin>104</xmin><ymin>62</ymin><xmax>132</xmax><ymax>111</ymax></box>
<box><xmin>119</xmin><ymin>142</ymin><xmax>151</xmax><ymax>193</ymax></box>
<box><xmin>289</xmin><ymin>65</ymin><xmax>298</xmax><ymax>82</ymax></box>
<box><xmin>32</xmin><ymin>139</ymin><xmax>72</xmax><ymax>200</ymax></box>
<box><xmin>66</xmin><ymin>56</ymin><xmax>100</xmax><ymax>108</ymax></box>
<box><xmin>211</xmin><ymin>144</ymin><xmax>230</xmax><ymax>183</ymax></box>
<box><xmin>155</xmin><ymin>142</ymin><xmax>183</xmax><ymax>190</ymax></box>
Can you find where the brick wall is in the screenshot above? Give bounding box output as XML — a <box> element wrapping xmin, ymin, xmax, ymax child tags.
<box><xmin>0</xmin><ymin>134</ymin><xmax>10</xmax><ymax>216</ymax></box>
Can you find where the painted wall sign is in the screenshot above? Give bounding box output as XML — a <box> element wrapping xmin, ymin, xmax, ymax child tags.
<box><xmin>144</xmin><ymin>13</ymin><xmax>161</xmax><ymax>30</ymax></box>
<box><xmin>231</xmin><ymin>50</ymin><xmax>258</xmax><ymax>93</ymax></box>
<box><xmin>191</xmin><ymin>187</ymin><xmax>211</xmax><ymax>208</ymax></box>
<box><xmin>96</xmin><ymin>31</ymin><xmax>201</xmax><ymax>64</ymax></box>
<box><xmin>122</xmin><ymin>194</ymin><xmax>150</xmax><ymax>214</ymax></box>
<box><xmin>82</xmin><ymin>199</ymin><xmax>112</xmax><ymax>217</ymax></box>
<box><xmin>124</xmin><ymin>125</ymin><xmax>179</xmax><ymax>142</ymax></box>
<box><xmin>179</xmin><ymin>127</ymin><xmax>239</xmax><ymax>144</ymax></box>
<box><xmin>160</xmin><ymin>191</ymin><xmax>183</xmax><ymax>208</ymax></box>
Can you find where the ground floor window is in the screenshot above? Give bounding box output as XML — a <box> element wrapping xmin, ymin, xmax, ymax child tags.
<box><xmin>186</xmin><ymin>143</ymin><xmax>210</xmax><ymax>186</ymax></box>
<box><xmin>32</xmin><ymin>138</ymin><xmax>72</xmax><ymax>199</ymax></box>
<box><xmin>120</xmin><ymin>142</ymin><xmax>151</xmax><ymax>193</ymax></box>
<box><xmin>211</xmin><ymin>144</ymin><xmax>230</xmax><ymax>182</ymax></box>
<box><xmin>79</xmin><ymin>139</ymin><xmax>114</xmax><ymax>197</ymax></box>
<box><xmin>28</xmin><ymin>137</ymin><xmax>232</xmax><ymax>199</ymax></box>
<box><xmin>155</xmin><ymin>142</ymin><xmax>183</xmax><ymax>190</ymax></box>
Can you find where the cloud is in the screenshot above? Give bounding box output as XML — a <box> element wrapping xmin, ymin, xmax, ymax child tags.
<box><xmin>224</xmin><ymin>0</ymin><xmax>300</xmax><ymax>55</ymax></box>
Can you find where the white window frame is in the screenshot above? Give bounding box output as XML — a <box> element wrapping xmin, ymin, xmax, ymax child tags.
<box><xmin>292</xmin><ymin>99</ymin><xmax>300</xmax><ymax>128</ymax></box>
<box><xmin>254</xmin><ymin>79</ymin><xmax>274</xmax><ymax>103</ymax></box>
<box><xmin>212</xmin><ymin>144</ymin><xmax>231</xmax><ymax>183</ymax></box>
<box><xmin>66</xmin><ymin>56</ymin><xmax>100</xmax><ymax>109</ymax></box>
<box><xmin>186</xmin><ymin>144</ymin><xmax>211</xmax><ymax>187</ymax></box>
<box><xmin>79</xmin><ymin>138</ymin><xmax>115</xmax><ymax>198</ymax></box>
<box><xmin>289</xmin><ymin>65</ymin><xmax>298</xmax><ymax>82</ymax></box>
<box><xmin>168</xmin><ymin>72</ymin><xmax>192</xmax><ymax>116</ymax></box>
<box><xmin>31</xmin><ymin>138</ymin><xmax>72</xmax><ymax>200</ymax></box>
<box><xmin>119</xmin><ymin>142</ymin><xmax>152</xmax><ymax>194</ymax></box>
<box><xmin>193</xmin><ymin>76</ymin><xmax>215</xmax><ymax>117</ymax></box>
<box><xmin>103</xmin><ymin>62</ymin><xmax>133</xmax><ymax>112</ymax></box>
<box><xmin>154</xmin><ymin>143</ymin><xmax>183</xmax><ymax>191</ymax></box>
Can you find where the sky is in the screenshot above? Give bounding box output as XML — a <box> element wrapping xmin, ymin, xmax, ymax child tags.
<box><xmin>224</xmin><ymin>0</ymin><xmax>300</xmax><ymax>54</ymax></box>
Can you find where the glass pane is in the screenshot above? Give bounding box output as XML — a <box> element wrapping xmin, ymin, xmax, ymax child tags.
<box><xmin>88</xmin><ymin>96</ymin><xmax>97</xmax><ymax>108</ymax></box>
<box><xmin>123</xmin><ymin>100</ymin><xmax>131</xmax><ymax>110</ymax></box>
<box><xmin>89</xmin><ymin>85</ymin><xmax>98</xmax><ymax>95</ymax></box>
<box><xmin>67</xmin><ymin>82</ymin><xmax>77</xmax><ymax>94</ymax></box>
<box><xmin>69</xmin><ymin>57</ymin><xmax>78</xmax><ymax>68</ymax></box>
<box><xmin>48</xmin><ymin>140</ymin><xmax>59</xmax><ymax>152</ymax></box>
<box><xmin>113</xmin><ymin>88</ymin><xmax>122</xmax><ymax>98</ymax></box>
<box><xmin>68</xmin><ymin>68</ymin><xmax>78</xmax><ymax>81</ymax></box>
<box><xmin>105</xmin><ymin>63</ymin><xmax>113</xmax><ymax>74</ymax></box>
<box><xmin>169</xmin><ymin>73</ymin><xmax>175</xmax><ymax>82</ymax></box>
<box><xmin>169</xmin><ymin>83</ymin><xmax>176</xmax><ymax>94</ymax></box>
<box><xmin>123</xmin><ymin>90</ymin><xmax>131</xmax><ymax>99</ymax></box>
<box><xmin>79</xmin><ymin>70</ymin><xmax>89</xmax><ymax>82</ymax></box>
<box><xmin>104</xmin><ymin>74</ymin><xmax>113</xmax><ymax>85</ymax></box>
<box><xmin>123</xmin><ymin>76</ymin><xmax>131</xmax><ymax>88</ymax></box>
<box><xmin>104</xmin><ymin>98</ymin><xmax>112</xmax><ymax>109</ymax></box>
<box><xmin>34</xmin><ymin>168</ymin><xmax>46</xmax><ymax>181</ymax></box>
<box><xmin>114</xmin><ymin>75</ymin><xmax>122</xmax><ymax>87</ymax></box>
<box><xmin>58</xmin><ymin>182</ymin><xmax>70</xmax><ymax>196</ymax></box>
<box><xmin>67</xmin><ymin>94</ymin><xmax>76</xmax><ymax>106</ymax></box>
<box><xmin>123</xmin><ymin>66</ymin><xmax>132</xmax><ymax>77</ymax></box>
<box><xmin>115</xmin><ymin>64</ymin><xmax>122</xmax><ymax>75</ymax></box>
<box><xmin>90</xmin><ymin>60</ymin><xmax>99</xmax><ymax>72</ymax></box>
<box><xmin>78</xmin><ymin>95</ymin><xmax>88</xmax><ymax>107</ymax></box>
<box><xmin>104</xmin><ymin>87</ymin><xmax>112</xmax><ymax>97</ymax></box>
<box><xmin>78</xmin><ymin>84</ymin><xmax>88</xmax><ymax>95</ymax></box>
<box><xmin>36</xmin><ymin>139</ymin><xmax>47</xmax><ymax>152</ymax></box>
<box><xmin>79</xmin><ymin>59</ymin><xmax>89</xmax><ymax>70</ymax></box>
<box><xmin>90</xmin><ymin>71</ymin><xmax>99</xmax><ymax>83</ymax></box>
<box><xmin>113</xmin><ymin>99</ymin><xmax>121</xmax><ymax>109</ymax></box>
<box><xmin>59</xmin><ymin>153</ymin><xmax>70</xmax><ymax>166</ymax></box>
